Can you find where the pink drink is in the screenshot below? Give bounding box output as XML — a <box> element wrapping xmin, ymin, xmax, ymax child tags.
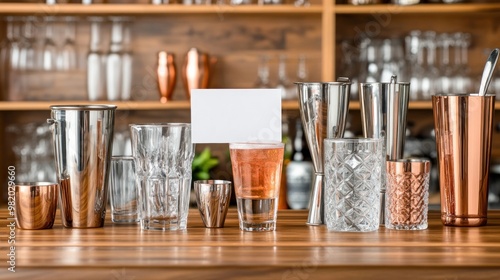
<box><xmin>230</xmin><ymin>143</ymin><xmax>284</xmax><ymax>231</ymax></box>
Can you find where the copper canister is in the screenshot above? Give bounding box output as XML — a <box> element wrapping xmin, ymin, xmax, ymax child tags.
<box><xmin>432</xmin><ymin>93</ymin><xmax>495</xmax><ymax>227</ymax></box>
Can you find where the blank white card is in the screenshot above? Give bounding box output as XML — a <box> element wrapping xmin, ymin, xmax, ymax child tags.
<box><xmin>190</xmin><ymin>89</ymin><xmax>282</xmax><ymax>144</ymax></box>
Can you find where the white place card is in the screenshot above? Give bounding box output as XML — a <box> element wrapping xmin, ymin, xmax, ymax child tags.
<box><xmin>191</xmin><ymin>89</ymin><xmax>282</xmax><ymax>144</ymax></box>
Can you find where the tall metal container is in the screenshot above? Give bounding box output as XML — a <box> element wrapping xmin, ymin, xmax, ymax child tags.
<box><xmin>48</xmin><ymin>105</ymin><xmax>116</xmax><ymax>228</ymax></box>
<box><xmin>359</xmin><ymin>76</ymin><xmax>410</xmax><ymax>225</ymax></box>
<box><xmin>296</xmin><ymin>79</ymin><xmax>351</xmax><ymax>225</ymax></box>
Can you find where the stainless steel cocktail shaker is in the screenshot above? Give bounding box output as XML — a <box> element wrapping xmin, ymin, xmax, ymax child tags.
<box><xmin>48</xmin><ymin>105</ymin><xmax>116</xmax><ymax>228</ymax></box>
<box><xmin>359</xmin><ymin>76</ymin><xmax>410</xmax><ymax>225</ymax></box>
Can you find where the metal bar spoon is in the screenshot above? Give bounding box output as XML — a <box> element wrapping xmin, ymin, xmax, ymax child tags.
<box><xmin>478</xmin><ymin>48</ymin><xmax>499</xmax><ymax>96</ymax></box>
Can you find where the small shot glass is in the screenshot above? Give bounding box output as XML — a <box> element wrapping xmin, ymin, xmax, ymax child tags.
<box><xmin>109</xmin><ymin>156</ymin><xmax>138</xmax><ymax>223</ymax></box>
<box><xmin>385</xmin><ymin>158</ymin><xmax>431</xmax><ymax>230</ymax></box>
<box><xmin>15</xmin><ymin>182</ymin><xmax>58</xmax><ymax>230</ymax></box>
<box><xmin>194</xmin><ymin>180</ymin><xmax>232</xmax><ymax>228</ymax></box>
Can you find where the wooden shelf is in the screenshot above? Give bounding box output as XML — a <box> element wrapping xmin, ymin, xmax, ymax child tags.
<box><xmin>0</xmin><ymin>100</ymin><xmax>440</xmax><ymax>111</ymax></box>
<box><xmin>0</xmin><ymin>100</ymin><xmax>191</xmax><ymax>111</ymax></box>
<box><xmin>334</xmin><ymin>3</ymin><xmax>500</xmax><ymax>15</ymax></box>
<box><xmin>5</xmin><ymin>100</ymin><xmax>500</xmax><ymax>111</ymax></box>
<box><xmin>0</xmin><ymin>3</ymin><xmax>323</xmax><ymax>16</ymax></box>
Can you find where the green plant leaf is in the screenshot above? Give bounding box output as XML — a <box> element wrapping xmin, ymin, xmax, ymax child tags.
<box><xmin>192</xmin><ymin>147</ymin><xmax>211</xmax><ymax>169</ymax></box>
<box><xmin>200</xmin><ymin>158</ymin><xmax>219</xmax><ymax>172</ymax></box>
<box><xmin>194</xmin><ymin>171</ymin><xmax>210</xmax><ymax>180</ymax></box>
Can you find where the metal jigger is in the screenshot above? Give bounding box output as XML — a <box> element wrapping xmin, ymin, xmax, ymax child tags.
<box><xmin>296</xmin><ymin>78</ymin><xmax>351</xmax><ymax>225</ymax></box>
<box><xmin>359</xmin><ymin>75</ymin><xmax>410</xmax><ymax>226</ymax></box>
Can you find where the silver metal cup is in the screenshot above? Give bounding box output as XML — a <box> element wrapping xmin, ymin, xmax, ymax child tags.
<box><xmin>359</xmin><ymin>75</ymin><xmax>410</xmax><ymax>225</ymax></box>
<box><xmin>296</xmin><ymin>78</ymin><xmax>351</xmax><ymax>225</ymax></box>
<box><xmin>194</xmin><ymin>180</ymin><xmax>232</xmax><ymax>228</ymax></box>
<box><xmin>48</xmin><ymin>105</ymin><xmax>116</xmax><ymax>228</ymax></box>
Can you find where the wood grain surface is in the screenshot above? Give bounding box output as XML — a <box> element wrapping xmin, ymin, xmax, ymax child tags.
<box><xmin>1</xmin><ymin>209</ymin><xmax>500</xmax><ymax>279</ymax></box>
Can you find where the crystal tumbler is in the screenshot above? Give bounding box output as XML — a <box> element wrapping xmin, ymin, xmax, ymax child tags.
<box><xmin>324</xmin><ymin>138</ymin><xmax>384</xmax><ymax>232</ymax></box>
<box><xmin>130</xmin><ymin>123</ymin><xmax>194</xmax><ymax>231</ymax></box>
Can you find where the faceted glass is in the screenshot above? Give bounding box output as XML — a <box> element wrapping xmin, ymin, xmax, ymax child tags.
<box><xmin>324</xmin><ymin>138</ymin><xmax>384</xmax><ymax>232</ymax></box>
<box><xmin>130</xmin><ymin>123</ymin><xmax>194</xmax><ymax>231</ymax></box>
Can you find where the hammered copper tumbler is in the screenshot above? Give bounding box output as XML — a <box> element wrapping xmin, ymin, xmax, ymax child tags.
<box><xmin>386</xmin><ymin>159</ymin><xmax>431</xmax><ymax>230</ymax></box>
<box><xmin>432</xmin><ymin>93</ymin><xmax>495</xmax><ymax>227</ymax></box>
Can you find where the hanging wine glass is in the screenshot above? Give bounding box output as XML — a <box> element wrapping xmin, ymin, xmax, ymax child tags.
<box><xmin>58</xmin><ymin>16</ymin><xmax>78</xmax><ymax>70</ymax></box>
<box><xmin>41</xmin><ymin>17</ymin><xmax>57</xmax><ymax>71</ymax></box>
<box><xmin>276</xmin><ymin>54</ymin><xmax>294</xmax><ymax>100</ymax></box>
<box><xmin>254</xmin><ymin>54</ymin><xmax>270</xmax><ymax>88</ymax></box>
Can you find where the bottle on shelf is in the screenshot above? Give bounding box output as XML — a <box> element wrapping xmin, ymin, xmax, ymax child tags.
<box><xmin>87</xmin><ymin>17</ymin><xmax>106</xmax><ymax>101</ymax></box>
<box><xmin>121</xmin><ymin>19</ymin><xmax>133</xmax><ymax>101</ymax></box>
<box><xmin>106</xmin><ymin>18</ymin><xmax>124</xmax><ymax>101</ymax></box>
<box><xmin>279</xmin><ymin>116</ymin><xmax>293</xmax><ymax>210</ymax></box>
<box><xmin>286</xmin><ymin>118</ymin><xmax>313</xmax><ymax>210</ymax></box>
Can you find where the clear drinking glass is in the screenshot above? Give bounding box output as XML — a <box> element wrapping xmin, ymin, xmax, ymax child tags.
<box><xmin>41</xmin><ymin>17</ymin><xmax>57</xmax><ymax>71</ymax></box>
<box><xmin>324</xmin><ymin>137</ymin><xmax>384</xmax><ymax>232</ymax></box>
<box><xmin>436</xmin><ymin>33</ymin><xmax>453</xmax><ymax>94</ymax></box>
<box><xmin>254</xmin><ymin>54</ymin><xmax>270</xmax><ymax>88</ymax></box>
<box><xmin>276</xmin><ymin>54</ymin><xmax>295</xmax><ymax>100</ymax></box>
<box><xmin>109</xmin><ymin>156</ymin><xmax>138</xmax><ymax>223</ymax></box>
<box><xmin>130</xmin><ymin>123</ymin><xmax>195</xmax><ymax>231</ymax></box>
<box><xmin>385</xmin><ymin>159</ymin><xmax>431</xmax><ymax>230</ymax></box>
<box><xmin>58</xmin><ymin>17</ymin><xmax>78</xmax><ymax>70</ymax></box>
<box><xmin>230</xmin><ymin>142</ymin><xmax>284</xmax><ymax>232</ymax></box>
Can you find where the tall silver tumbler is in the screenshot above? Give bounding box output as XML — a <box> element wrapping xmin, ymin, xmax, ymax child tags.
<box><xmin>48</xmin><ymin>105</ymin><xmax>116</xmax><ymax>228</ymax></box>
<box><xmin>296</xmin><ymin>79</ymin><xmax>351</xmax><ymax>225</ymax></box>
<box><xmin>359</xmin><ymin>76</ymin><xmax>410</xmax><ymax>225</ymax></box>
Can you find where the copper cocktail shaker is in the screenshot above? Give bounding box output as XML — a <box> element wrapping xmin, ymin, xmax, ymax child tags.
<box><xmin>157</xmin><ymin>51</ymin><xmax>176</xmax><ymax>103</ymax></box>
<box><xmin>432</xmin><ymin>93</ymin><xmax>495</xmax><ymax>227</ymax></box>
<box><xmin>181</xmin><ymin>47</ymin><xmax>210</xmax><ymax>99</ymax></box>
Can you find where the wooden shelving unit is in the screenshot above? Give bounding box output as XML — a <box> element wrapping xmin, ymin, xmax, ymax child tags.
<box><xmin>334</xmin><ymin>3</ymin><xmax>500</xmax><ymax>14</ymax></box>
<box><xmin>0</xmin><ymin>3</ymin><xmax>323</xmax><ymax>16</ymax></box>
<box><xmin>3</xmin><ymin>100</ymin><xmax>485</xmax><ymax>111</ymax></box>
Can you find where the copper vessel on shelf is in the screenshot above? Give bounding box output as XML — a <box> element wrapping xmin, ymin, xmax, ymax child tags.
<box><xmin>157</xmin><ymin>51</ymin><xmax>177</xmax><ymax>103</ymax></box>
<box><xmin>181</xmin><ymin>48</ymin><xmax>213</xmax><ymax>99</ymax></box>
<box><xmin>432</xmin><ymin>93</ymin><xmax>495</xmax><ymax>227</ymax></box>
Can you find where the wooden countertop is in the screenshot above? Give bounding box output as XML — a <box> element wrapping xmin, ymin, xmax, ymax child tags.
<box><xmin>2</xmin><ymin>209</ymin><xmax>500</xmax><ymax>279</ymax></box>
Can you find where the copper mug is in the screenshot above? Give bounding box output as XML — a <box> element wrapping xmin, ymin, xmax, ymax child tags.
<box><xmin>157</xmin><ymin>51</ymin><xmax>176</xmax><ymax>103</ymax></box>
<box><xmin>181</xmin><ymin>48</ymin><xmax>215</xmax><ymax>98</ymax></box>
<box><xmin>15</xmin><ymin>182</ymin><xmax>58</xmax><ymax>230</ymax></box>
<box><xmin>432</xmin><ymin>93</ymin><xmax>495</xmax><ymax>227</ymax></box>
